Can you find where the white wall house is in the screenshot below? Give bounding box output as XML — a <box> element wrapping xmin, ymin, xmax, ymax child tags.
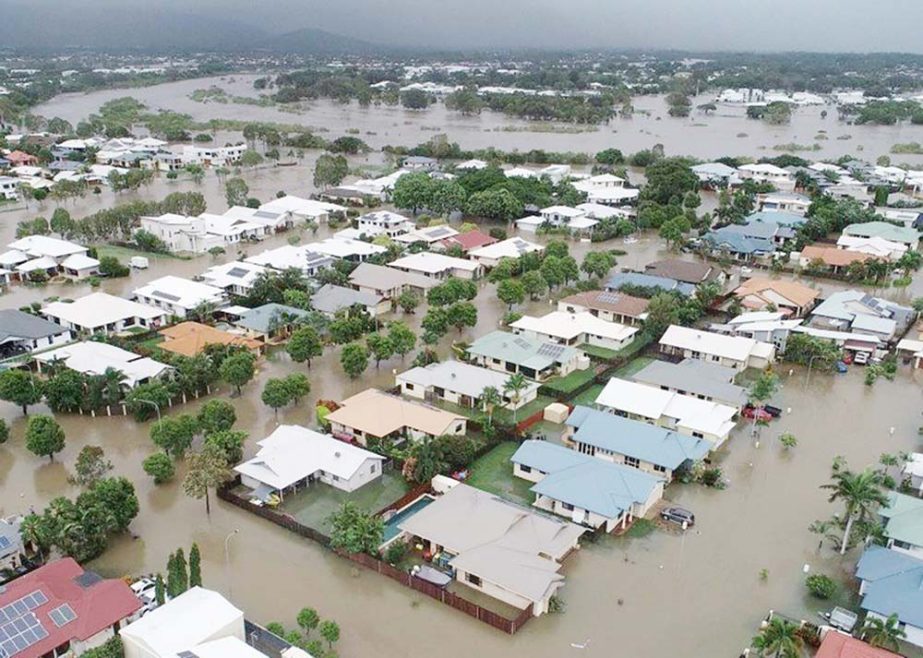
<box><xmin>737</xmin><ymin>163</ymin><xmax>796</xmax><ymax>191</ymax></box>
<box><xmin>200</xmin><ymin>260</ymin><xmax>270</xmax><ymax>296</ymax></box>
<box><xmin>259</xmin><ymin>195</ymin><xmax>347</xmax><ymax>225</ymax></box>
<box><xmin>42</xmin><ymin>292</ymin><xmax>167</xmax><ymax>336</ymax></box>
<box><xmin>356</xmin><ymin>210</ymin><xmax>415</xmax><ymax>238</ymax></box>
<box><xmin>0</xmin><ymin>175</ymin><xmax>18</xmax><ymax>200</ymax></box>
<box><xmin>0</xmin><ymin>309</ymin><xmax>73</xmax><ymax>356</ymax></box>
<box><xmin>388</xmin><ymin>252</ymin><xmax>483</xmax><ymax>280</ymax></box>
<box><xmin>397</xmin><ymin>360</ymin><xmax>540</xmax><ymax>411</ymax></box>
<box><xmin>132</xmin><ymin>276</ymin><xmax>227</xmax><ymax>318</ymax></box>
<box><xmin>138</xmin><ymin>214</ymin><xmax>226</xmax><ymax>254</ymax></box>
<box><xmin>468</xmin><ymin>238</ymin><xmax>544</xmax><ymax>268</ymax></box>
<box><xmin>511</xmin><ymin>311</ymin><xmax>638</xmax><ymax>352</ymax></box>
<box><xmin>659</xmin><ymin>325</ymin><xmax>776</xmax><ymax>371</ymax></box>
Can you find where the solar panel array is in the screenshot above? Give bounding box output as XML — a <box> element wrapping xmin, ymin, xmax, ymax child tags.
<box><xmin>226</xmin><ymin>267</ymin><xmax>249</xmax><ymax>278</ymax></box>
<box><xmin>0</xmin><ymin>537</ymin><xmax>11</xmax><ymax>552</ymax></box>
<box><xmin>0</xmin><ymin>591</ymin><xmax>50</xmax><ymax>658</ymax></box>
<box><xmin>537</xmin><ymin>343</ymin><xmax>566</xmax><ymax>359</ymax></box>
<box><xmin>151</xmin><ymin>290</ymin><xmax>181</xmax><ymax>302</ymax></box>
<box><xmin>427</xmin><ymin>227</ymin><xmax>452</xmax><ymax>238</ymax></box>
<box><xmin>48</xmin><ymin>604</ymin><xmax>76</xmax><ymax>628</ymax></box>
<box><xmin>512</xmin><ymin>338</ymin><xmax>532</xmax><ymax>350</ymax></box>
<box><xmin>596</xmin><ymin>291</ymin><xmax>623</xmax><ymax>305</ymax></box>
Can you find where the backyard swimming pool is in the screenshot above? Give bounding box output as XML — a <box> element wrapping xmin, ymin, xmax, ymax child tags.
<box><xmin>382</xmin><ymin>495</ymin><xmax>436</xmax><ymax>543</ymax></box>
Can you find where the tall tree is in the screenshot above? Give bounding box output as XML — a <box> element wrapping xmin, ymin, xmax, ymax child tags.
<box><xmin>0</xmin><ymin>369</ymin><xmax>44</xmax><ymax>415</ymax></box>
<box><xmin>751</xmin><ymin>617</ymin><xmax>803</xmax><ymax>658</ymax></box>
<box><xmin>340</xmin><ymin>343</ymin><xmax>369</xmax><ymax>379</ymax></box>
<box><xmin>197</xmin><ymin>399</ymin><xmax>237</xmax><ymax>435</ymax></box>
<box><xmin>220</xmin><ymin>351</ymin><xmax>257</xmax><ymax>395</ymax></box>
<box><xmin>25</xmin><ymin>415</ymin><xmax>66</xmax><ymax>462</ymax></box>
<box><xmin>287</xmin><ymin>326</ymin><xmax>323</xmax><ymax>368</ymax></box>
<box><xmin>189</xmin><ymin>542</ymin><xmax>203</xmax><ymax>588</ymax></box>
<box><xmin>387</xmin><ymin>322</ymin><xmax>416</xmax><ymax>360</ymax></box>
<box><xmin>821</xmin><ymin>465</ymin><xmax>889</xmax><ymax>555</ymax></box>
<box><xmin>503</xmin><ymin>373</ymin><xmax>529</xmax><ymax>423</ymax></box>
<box><xmin>183</xmin><ymin>445</ymin><xmax>233</xmax><ymax>515</ymax></box>
<box><xmin>861</xmin><ymin>613</ymin><xmax>906</xmax><ymax>651</ymax></box>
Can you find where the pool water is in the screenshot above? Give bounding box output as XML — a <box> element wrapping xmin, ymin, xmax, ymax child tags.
<box><xmin>382</xmin><ymin>495</ymin><xmax>436</xmax><ymax>543</ymax></box>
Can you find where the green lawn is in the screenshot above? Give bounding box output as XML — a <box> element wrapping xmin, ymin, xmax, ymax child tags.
<box><xmin>94</xmin><ymin>244</ymin><xmax>188</xmax><ymax>262</ymax></box>
<box><xmin>493</xmin><ymin>394</ymin><xmax>556</xmax><ymax>426</ymax></box>
<box><xmin>542</xmin><ymin>368</ymin><xmax>597</xmax><ymax>395</ymax></box>
<box><xmin>579</xmin><ymin>343</ymin><xmax>622</xmax><ymax>360</ymax></box>
<box><xmin>465</xmin><ymin>441</ymin><xmax>534</xmax><ymax>506</ymax></box>
<box><xmin>572</xmin><ymin>383</ymin><xmax>604</xmax><ymax>408</ymax></box>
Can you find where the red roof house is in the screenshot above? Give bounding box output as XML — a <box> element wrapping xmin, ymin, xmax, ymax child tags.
<box><xmin>6</xmin><ymin>151</ymin><xmax>38</xmax><ymax>167</ymax></box>
<box><xmin>815</xmin><ymin>631</ymin><xmax>902</xmax><ymax>658</ymax></box>
<box><xmin>440</xmin><ymin>230</ymin><xmax>498</xmax><ymax>253</ymax></box>
<box><xmin>0</xmin><ymin>557</ymin><xmax>141</xmax><ymax>658</ymax></box>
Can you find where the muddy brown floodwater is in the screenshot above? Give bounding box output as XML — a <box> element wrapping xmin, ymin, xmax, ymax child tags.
<box><xmin>0</xmin><ymin>78</ymin><xmax>920</xmax><ymax>656</ymax></box>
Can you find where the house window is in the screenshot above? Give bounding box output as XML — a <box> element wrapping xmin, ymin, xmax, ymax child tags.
<box><xmin>692</xmin><ymin>432</ymin><xmax>704</xmax><ymax>439</ymax></box>
<box><xmin>466</xmin><ymin>573</ymin><xmax>482</xmax><ymax>586</ymax></box>
<box><xmin>455</xmin><ymin>424</ymin><xmax>463</xmax><ymax>433</ymax></box>
<box><xmin>561</xmin><ymin>502</ymin><xmax>574</xmax><ymax>511</ymax></box>
<box><xmin>370</xmin><ymin>464</ymin><xmax>377</xmax><ymax>474</ymax></box>
<box><xmin>520</xmin><ymin>465</ymin><xmax>532</xmax><ymax>473</ymax></box>
<box><xmin>625</xmin><ymin>456</ymin><xmax>640</xmax><ymax>468</ymax></box>
<box><xmin>332</xmin><ymin>475</ymin><xmax>340</xmax><ymax>482</ymax></box>
<box><xmin>405</xmin><ymin>383</ymin><xmax>415</xmax><ymax>391</ymax></box>
<box><xmin>434</xmin><ymin>387</ymin><xmax>445</xmax><ymax>398</ymax></box>
<box><xmin>653</xmin><ymin>464</ymin><xmax>667</xmax><ymax>473</ymax></box>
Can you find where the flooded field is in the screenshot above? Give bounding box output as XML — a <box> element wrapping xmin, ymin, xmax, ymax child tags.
<box><xmin>0</xmin><ymin>79</ymin><xmax>920</xmax><ymax>657</ymax></box>
<box><xmin>34</xmin><ymin>74</ymin><xmax>923</xmax><ymax>162</ymax></box>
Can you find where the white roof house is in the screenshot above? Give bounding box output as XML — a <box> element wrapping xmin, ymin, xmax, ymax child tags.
<box><xmin>737</xmin><ymin>163</ymin><xmax>795</xmax><ymax>190</ymax></box>
<box><xmin>34</xmin><ymin>341</ymin><xmax>172</xmax><ymax>388</ymax></box>
<box><xmin>259</xmin><ymin>195</ymin><xmax>346</xmax><ymax>222</ymax></box>
<box><xmin>388</xmin><ymin>252</ymin><xmax>482</xmax><ymax>280</ymax></box>
<box><xmin>244</xmin><ymin>245</ymin><xmax>335</xmax><ymax>276</ymax></box>
<box><xmin>356</xmin><ymin>210</ymin><xmax>415</xmax><ymax>238</ymax></box>
<box><xmin>6</xmin><ymin>235</ymin><xmax>88</xmax><ymax>261</ymax></box>
<box><xmin>222</xmin><ymin>205</ymin><xmax>291</xmax><ymax>232</ymax></box>
<box><xmin>468</xmin><ymin>237</ymin><xmax>545</xmax><ymax>268</ymax></box>
<box><xmin>511</xmin><ymin>311</ymin><xmax>638</xmax><ymax>352</ymax></box>
<box><xmin>659</xmin><ymin>324</ymin><xmax>776</xmax><ymax>371</ymax></box>
<box><xmin>120</xmin><ymin>587</ymin><xmax>245</xmax><ymax>658</ymax></box>
<box><xmin>393</xmin><ymin>224</ymin><xmax>460</xmax><ymax>245</ymax></box>
<box><xmin>595</xmin><ymin>378</ymin><xmax>737</xmax><ymax>446</ymax></box>
<box><xmin>576</xmin><ymin>202</ymin><xmax>633</xmax><ymax>220</ymax></box>
<box><xmin>199</xmin><ymin>260</ymin><xmax>269</xmax><ymax>296</ymax></box>
<box><xmin>133</xmin><ymin>276</ymin><xmax>227</xmax><ymax>318</ymax></box>
<box><xmin>836</xmin><ymin>235</ymin><xmax>908</xmax><ymax>260</ymax></box>
<box><xmin>198</xmin><ymin>213</ymin><xmax>268</xmax><ymax>242</ymax></box>
<box><xmin>235</xmin><ymin>425</ymin><xmax>384</xmax><ymax>496</ymax></box>
<box><xmin>41</xmin><ymin>292</ymin><xmax>167</xmax><ymax>336</ymax></box>
<box><xmin>310</xmin><ymin>237</ymin><xmax>387</xmax><ymax>262</ymax></box>
<box><xmin>397</xmin><ymin>360</ymin><xmax>540</xmax><ymax>410</ymax></box>
<box><xmin>137</xmin><ymin>214</ymin><xmax>226</xmax><ymax>255</ymax></box>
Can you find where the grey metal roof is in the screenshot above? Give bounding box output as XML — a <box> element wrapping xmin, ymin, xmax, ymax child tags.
<box><xmin>310</xmin><ymin>284</ymin><xmax>381</xmax><ymax>314</ymax></box>
<box><xmin>0</xmin><ymin>309</ymin><xmax>69</xmax><ymax>343</ymax></box>
<box><xmin>631</xmin><ymin>359</ymin><xmax>748</xmax><ymax>407</ymax></box>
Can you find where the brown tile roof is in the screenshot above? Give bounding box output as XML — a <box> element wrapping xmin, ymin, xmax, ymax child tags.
<box><xmin>801</xmin><ymin>244</ymin><xmax>872</xmax><ymax>267</ymax></box>
<box><xmin>734</xmin><ymin>276</ymin><xmax>820</xmax><ymax>308</ymax></box>
<box><xmin>645</xmin><ymin>259</ymin><xmax>715</xmax><ymax>284</ymax></box>
<box><xmin>441</xmin><ymin>230</ymin><xmax>498</xmax><ymax>252</ymax></box>
<box><xmin>158</xmin><ymin>321</ymin><xmax>262</xmax><ymax>357</ymax></box>
<box><xmin>559</xmin><ymin>290</ymin><xmax>650</xmax><ymax>318</ymax></box>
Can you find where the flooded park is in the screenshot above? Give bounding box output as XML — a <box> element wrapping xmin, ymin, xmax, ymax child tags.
<box><xmin>0</xmin><ymin>74</ymin><xmax>920</xmax><ymax>657</ymax></box>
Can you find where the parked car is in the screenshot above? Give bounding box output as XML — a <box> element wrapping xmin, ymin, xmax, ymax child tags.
<box><xmin>743</xmin><ymin>405</ymin><xmax>773</xmax><ymax>422</ymax></box>
<box><xmin>661</xmin><ymin>506</ymin><xmax>695</xmax><ymax>527</ymax></box>
<box><xmin>854</xmin><ymin>351</ymin><xmax>869</xmax><ymax>365</ymax></box>
<box><xmin>763</xmin><ymin>404</ymin><xmax>782</xmax><ymax>418</ymax></box>
<box><xmin>835</xmin><ymin>361</ymin><xmax>848</xmax><ymax>373</ymax></box>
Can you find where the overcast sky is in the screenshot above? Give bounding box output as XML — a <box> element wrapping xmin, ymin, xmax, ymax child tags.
<box><xmin>10</xmin><ymin>0</ymin><xmax>923</xmax><ymax>53</ymax></box>
<box><xmin>201</xmin><ymin>0</ymin><xmax>923</xmax><ymax>52</ymax></box>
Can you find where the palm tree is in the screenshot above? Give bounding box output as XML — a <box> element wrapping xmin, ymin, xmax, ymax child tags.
<box><xmin>751</xmin><ymin>617</ymin><xmax>804</xmax><ymax>658</ymax></box>
<box><xmin>480</xmin><ymin>386</ymin><xmax>501</xmax><ymax>427</ymax></box>
<box><xmin>821</xmin><ymin>466</ymin><xmax>889</xmax><ymax>555</ymax></box>
<box><xmin>503</xmin><ymin>373</ymin><xmax>529</xmax><ymax>424</ymax></box>
<box><xmin>861</xmin><ymin>613</ymin><xmax>906</xmax><ymax>651</ymax></box>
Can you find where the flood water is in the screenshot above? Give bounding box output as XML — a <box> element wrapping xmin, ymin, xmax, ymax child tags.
<box><xmin>34</xmin><ymin>74</ymin><xmax>923</xmax><ymax>162</ymax></box>
<box><xmin>0</xmin><ymin>78</ymin><xmax>920</xmax><ymax>657</ymax></box>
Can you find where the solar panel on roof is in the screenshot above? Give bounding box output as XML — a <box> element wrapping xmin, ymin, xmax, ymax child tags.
<box><xmin>512</xmin><ymin>337</ymin><xmax>532</xmax><ymax>350</ymax></box>
<box><xmin>0</xmin><ymin>538</ymin><xmax>10</xmax><ymax>551</ymax></box>
<box><xmin>427</xmin><ymin>227</ymin><xmax>452</xmax><ymax>238</ymax></box>
<box><xmin>48</xmin><ymin>604</ymin><xmax>76</xmax><ymax>628</ymax></box>
<box><xmin>0</xmin><ymin>612</ymin><xmax>46</xmax><ymax>657</ymax></box>
<box><xmin>151</xmin><ymin>290</ymin><xmax>181</xmax><ymax>302</ymax></box>
<box><xmin>596</xmin><ymin>291</ymin><xmax>622</xmax><ymax>304</ymax></box>
<box><xmin>537</xmin><ymin>343</ymin><xmax>565</xmax><ymax>359</ymax></box>
<box><xmin>226</xmin><ymin>267</ymin><xmax>249</xmax><ymax>278</ymax></box>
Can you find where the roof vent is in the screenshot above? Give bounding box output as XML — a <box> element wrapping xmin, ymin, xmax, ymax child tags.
<box><xmin>334</xmin><ymin>451</ymin><xmax>341</xmax><ymax>458</ymax></box>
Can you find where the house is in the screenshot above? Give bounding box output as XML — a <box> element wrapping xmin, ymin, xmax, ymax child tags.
<box><xmin>244</xmin><ymin>245</ymin><xmax>335</xmax><ymax>277</ymax></box>
<box><xmin>0</xmin><ymin>175</ymin><xmax>19</xmax><ymax>200</ymax></box>
<box><xmin>311</xmin><ymin>284</ymin><xmax>389</xmax><ymax>318</ymax></box>
<box><xmin>855</xmin><ymin>546</ymin><xmax>923</xmax><ymax>649</ymax></box>
<box><xmin>310</xmin><ymin>237</ymin><xmax>387</xmax><ymax>263</ymax></box>
<box><xmin>659</xmin><ymin>325</ymin><xmax>776</xmax><ymax>371</ymax></box>
<box><xmin>388</xmin><ymin>252</ymin><xmax>482</xmax><ymax>280</ymax></box>
<box><xmin>557</xmin><ymin>290</ymin><xmax>649</xmax><ymax>326</ymax></box>
<box><xmin>6</xmin><ymin>151</ymin><xmax>38</xmax><ymax>167</ymax></box>
<box><xmin>401</xmin><ymin>155</ymin><xmax>437</xmax><ymax>171</ymax></box>
<box><xmin>456</xmin><ymin>159</ymin><xmax>487</xmax><ymax>171</ymax></box>
<box><xmin>644</xmin><ymin>259</ymin><xmax>720</xmax><ymax>285</ymax></box>
<box><xmin>595</xmin><ymin>378</ymin><xmax>737</xmax><ymax>447</ymax></box>
<box><xmin>733</xmin><ymin>276</ymin><xmax>820</xmax><ymax>317</ymax></box>
<box><xmin>576</xmin><ymin>202</ymin><xmax>634</xmax><ymax>221</ymax></box>
<box><xmin>222</xmin><ymin>205</ymin><xmax>292</xmax><ymax>233</ymax></box>
<box><xmin>34</xmin><ymin>341</ymin><xmax>173</xmax><ymax>388</ymax></box>
<box><xmin>41</xmin><ymin>293</ymin><xmax>167</xmax><ymax>337</ymax></box>
<box><xmin>0</xmin><ymin>557</ymin><xmax>141</xmax><ymax>658</ymax></box>
<box><xmin>393</xmin><ymin>224</ymin><xmax>459</xmax><ymax>247</ymax></box>
<box><xmin>799</xmin><ymin>244</ymin><xmax>873</xmax><ymax>273</ymax></box>
<box><xmin>326</xmin><ymin>388</ymin><xmax>466</xmax><ymax>446</ymax></box>
<box><xmin>702</xmin><ymin>225</ymin><xmax>778</xmax><ymax>261</ymax></box>
<box><xmin>198</xmin><ymin>213</ymin><xmax>269</xmax><ymax>245</ymax></box>
<box><xmin>348</xmin><ymin>262</ymin><xmax>438</xmax><ymax>299</ymax></box>
<box><xmin>395</xmin><ymin>482</ymin><xmax>585</xmax><ymax>617</ymax></box>
<box><xmin>355</xmin><ymin>210</ymin><xmax>415</xmax><ymax>238</ymax></box>
<box><xmin>2</xmin><ymin>236</ymin><xmax>99</xmax><ymax>280</ymax></box>
<box><xmin>397</xmin><ymin>360</ymin><xmax>540</xmax><ymax>410</ymax></box>
<box><xmin>571</xmin><ymin>175</ymin><xmax>639</xmax><ymax>205</ymax></box>
<box><xmin>0</xmin><ymin>516</ymin><xmax>26</xmax><ymax>570</ymax></box>
<box><xmin>564</xmin><ymin>406</ymin><xmax>711</xmax><ymax>481</ymax></box>
<box><xmin>843</xmin><ymin>222</ymin><xmax>920</xmax><ymax>249</ymax></box>
<box><xmin>121</xmin><ymin>587</ymin><xmax>257</xmax><ymax>658</ymax></box>
<box><xmin>0</xmin><ymin>309</ymin><xmax>73</xmax><ymax>357</ymax></box>
<box><xmin>631</xmin><ymin>358</ymin><xmax>748</xmax><ymax>409</ymax></box>
<box><xmin>467</xmin><ymin>330</ymin><xmax>584</xmax><ymax>381</ymax></box>
<box><xmin>756</xmin><ymin>192</ymin><xmax>812</xmax><ymax>215</ymax></box>
<box><xmin>233</xmin><ymin>303</ymin><xmax>317</xmax><ymax>341</ymax></box>
<box><xmin>516</xmin><ymin>206</ymin><xmax>596</xmax><ymax>234</ymax></box>
<box><xmin>158</xmin><ymin>322</ymin><xmax>263</xmax><ymax>358</ymax></box>
<box><xmin>132</xmin><ymin>276</ymin><xmax>227</xmax><ymax>319</ymax></box>
<box><xmin>809</xmin><ymin>290</ymin><xmax>915</xmax><ymax>342</ymax></box>
<box><xmin>691</xmin><ymin>162</ymin><xmax>740</xmax><ymax>188</ymax></box>
<box><xmin>814</xmin><ymin>632</ymin><xmax>901</xmax><ymax>658</ymax></box>
<box><xmin>137</xmin><ymin>214</ymin><xmax>226</xmax><ymax>255</ymax></box>
<box><xmin>572</xmin><ymin>173</ymin><xmax>627</xmax><ymax>194</ymax></box>
<box><xmin>468</xmin><ymin>237</ymin><xmax>544</xmax><ymax>268</ymax></box>
<box><xmin>903</xmin><ymin>454</ymin><xmax>923</xmax><ymax>496</ymax></box>
<box><xmin>511</xmin><ymin>439</ymin><xmax>663</xmax><ymax>530</ymax></box>
<box><xmin>511</xmin><ymin>311</ymin><xmax>638</xmax><ymax>352</ymax></box>
<box><xmin>836</xmin><ymin>235</ymin><xmax>908</xmax><ymax>261</ymax></box>
<box><xmin>235</xmin><ymin>425</ymin><xmax>385</xmax><ymax>501</ymax></box>
<box><xmin>605</xmin><ymin>272</ymin><xmax>695</xmax><ymax>297</ymax></box>
<box><xmin>440</xmin><ymin>230</ymin><xmax>497</xmax><ymax>253</ymax></box>
<box><xmin>258</xmin><ymin>195</ymin><xmax>347</xmax><ymax>225</ymax></box>
<box><xmin>719</xmin><ymin>312</ymin><xmax>805</xmax><ymax>352</ymax></box>
<box><xmin>200</xmin><ymin>260</ymin><xmax>270</xmax><ymax>296</ymax></box>
<box><xmin>880</xmin><ymin>492</ymin><xmax>923</xmax><ymax>558</ymax></box>
<box><xmin>737</xmin><ymin>163</ymin><xmax>796</xmax><ymax>190</ymax></box>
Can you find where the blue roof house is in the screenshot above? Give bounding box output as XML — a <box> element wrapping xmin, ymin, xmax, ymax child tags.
<box><xmin>702</xmin><ymin>224</ymin><xmax>777</xmax><ymax>261</ymax></box>
<box><xmin>564</xmin><ymin>405</ymin><xmax>711</xmax><ymax>481</ymax></box>
<box><xmin>605</xmin><ymin>272</ymin><xmax>695</xmax><ymax>297</ymax></box>
<box><xmin>856</xmin><ymin>545</ymin><xmax>923</xmax><ymax>648</ymax></box>
<box><xmin>510</xmin><ymin>440</ymin><xmax>664</xmax><ymax>532</ymax></box>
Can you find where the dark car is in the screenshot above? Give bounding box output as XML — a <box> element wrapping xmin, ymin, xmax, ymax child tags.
<box><xmin>661</xmin><ymin>506</ymin><xmax>695</xmax><ymax>527</ymax></box>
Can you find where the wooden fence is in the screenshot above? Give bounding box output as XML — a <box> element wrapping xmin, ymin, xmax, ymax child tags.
<box><xmin>219</xmin><ymin>479</ymin><xmax>532</xmax><ymax>634</ymax></box>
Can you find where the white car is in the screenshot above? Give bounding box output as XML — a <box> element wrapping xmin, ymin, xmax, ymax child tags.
<box><xmin>853</xmin><ymin>351</ymin><xmax>869</xmax><ymax>365</ymax></box>
<box><xmin>131</xmin><ymin>577</ymin><xmax>167</xmax><ymax>615</ymax></box>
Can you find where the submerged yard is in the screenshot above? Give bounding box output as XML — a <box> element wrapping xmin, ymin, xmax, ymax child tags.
<box><xmin>464</xmin><ymin>441</ymin><xmax>534</xmax><ymax>506</ymax></box>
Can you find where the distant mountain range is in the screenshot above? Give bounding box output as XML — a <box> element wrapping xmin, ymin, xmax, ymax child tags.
<box><xmin>0</xmin><ymin>5</ymin><xmax>382</xmax><ymax>54</ymax></box>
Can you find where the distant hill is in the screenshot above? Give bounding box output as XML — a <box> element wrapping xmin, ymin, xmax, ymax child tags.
<box><xmin>0</xmin><ymin>4</ymin><xmax>381</xmax><ymax>54</ymax></box>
